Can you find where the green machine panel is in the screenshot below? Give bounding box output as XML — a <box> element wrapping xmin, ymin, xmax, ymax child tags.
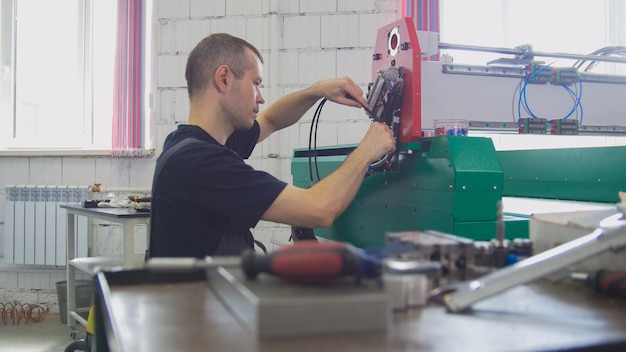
<box><xmin>498</xmin><ymin>146</ymin><xmax>626</xmax><ymax>203</ymax></box>
<box><xmin>292</xmin><ymin>136</ymin><xmax>523</xmax><ymax>248</ymax></box>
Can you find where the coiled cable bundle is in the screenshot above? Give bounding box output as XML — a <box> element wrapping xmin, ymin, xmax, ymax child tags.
<box><xmin>0</xmin><ymin>302</ymin><xmax>47</xmax><ymax>325</ymax></box>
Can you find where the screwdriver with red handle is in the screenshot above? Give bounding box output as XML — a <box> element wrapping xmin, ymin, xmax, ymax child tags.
<box><xmin>241</xmin><ymin>241</ymin><xmax>381</xmax><ymax>284</ymax></box>
<box><xmin>571</xmin><ymin>270</ymin><xmax>626</xmax><ymax>297</ymax></box>
<box><xmin>585</xmin><ymin>270</ymin><xmax>626</xmax><ymax>297</ymax></box>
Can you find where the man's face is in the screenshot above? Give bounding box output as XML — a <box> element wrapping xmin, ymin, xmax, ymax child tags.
<box><xmin>228</xmin><ymin>50</ymin><xmax>265</xmax><ymax>130</ymax></box>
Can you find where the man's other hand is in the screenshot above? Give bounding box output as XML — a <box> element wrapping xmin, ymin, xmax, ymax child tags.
<box><xmin>310</xmin><ymin>76</ymin><xmax>369</xmax><ymax>109</ymax></box>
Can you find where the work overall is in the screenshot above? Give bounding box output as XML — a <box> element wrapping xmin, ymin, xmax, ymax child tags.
<box><xmin>146</xmin><ymin>138</ymin><xmax>265</xmax><ymax>260</ymax></box>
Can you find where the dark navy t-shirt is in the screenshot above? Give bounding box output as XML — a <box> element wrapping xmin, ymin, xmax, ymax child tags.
<box><xmin>149</xmin><ymin>123</ymin><xmax>287</xmax><ymax>258</ymax></box>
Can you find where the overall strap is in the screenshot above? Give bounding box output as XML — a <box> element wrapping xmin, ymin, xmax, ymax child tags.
<box><xmin>152</xmin><ymin>138</ymin><xmax>203</xmax><ymax>187</ymax></box>
<box><xmin>147</xmin><ymin>137</ymin><xmax>268</xmax><ymax>258</ymax></box>
<box><xmin>146</xmin><ymin>138</ymin><xmax>202</xmax><ymax>260</ymax></box>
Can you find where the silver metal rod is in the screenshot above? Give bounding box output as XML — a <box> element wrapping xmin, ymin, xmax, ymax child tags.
<box><xmin>442</xmin><ymin>211</ymin><xmax>626</xmax><ymax>313</ymax></box>
<box><xmin>439</xmin><ymin>42</ymin><xmax>626</xmax><ymax>65</ymax></box>
<box><xmin>496</xmin><ymin>201</ymin><xmax>505</xmax><ymax>244</ymax></box>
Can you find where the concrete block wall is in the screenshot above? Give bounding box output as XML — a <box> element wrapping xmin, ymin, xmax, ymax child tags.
<box><xmin>156</xmin><ymin>0</ymin><xmax>399</xmax><ymax>250</ymax></box>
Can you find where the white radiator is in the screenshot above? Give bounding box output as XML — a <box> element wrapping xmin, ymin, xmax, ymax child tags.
<box><xmin>4</xmin><ymin>185</ymin><xmax>90</xmax><ymax>266</ymax></box>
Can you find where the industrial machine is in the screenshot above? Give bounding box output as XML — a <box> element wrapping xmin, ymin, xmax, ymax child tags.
<box><xmin>293</xmin><ymin>18</ymin><xmax>522</xmax><ymax>247</ymax></box>
<box><xmin>292</xmin><ymin>17</ymin><xmax>626</xmax><ymax>249</ymax></box>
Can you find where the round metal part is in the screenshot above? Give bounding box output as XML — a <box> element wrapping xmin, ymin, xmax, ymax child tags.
<box><xmin>388</xmin><ymin>27</ymin><xmax>400</xmax><ymax>57</ymax></box>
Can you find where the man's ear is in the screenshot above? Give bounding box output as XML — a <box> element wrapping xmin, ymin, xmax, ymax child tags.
<box><xmin>214</xmin><ymin>65</ymin><xmax>230</xmax><ymax>93</ymax></box>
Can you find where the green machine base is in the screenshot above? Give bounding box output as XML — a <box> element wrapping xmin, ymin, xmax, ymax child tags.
<box><xmin>292</xmin><ymin>136</ymin><xmax>527</xmax><ymax>248</ymax></box>
<box><xmin>498</xmin><ymin>146</ymin><xmax>626</xmax><ymax>203</ymax></box>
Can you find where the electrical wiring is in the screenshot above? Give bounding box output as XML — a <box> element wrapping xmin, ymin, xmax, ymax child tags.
<box><xmin>289</xmin><ymin>99</ymin><xmax>328</xmax><ymax>243</ymax></box>
<box><xmin>573</xmin><ymin>46</ymin><xmax>626</xmax><ymax>72</ymax></box>
<box><xmin>511</xmin><ymin>78</ymin><xmax>525</xmax><ymax>122</ymax></box>
<box><xmin>516</xmin><ymin>64</ymin><xmax>584</xmax><ymax>124</ymax></box>
<box><xmin>313</xmin><ymin>98</ymin><xmax>327</xmax><ymax>182</ymax></box>
<box><xmin>307</xmin><ymin>98</ymin><xmax>328</xmax><ymax>184</ymax></box>
<box><xmin>517</xmin><ymin>64</ymin><xmax>552</xmax><ymax>121</ymax></box>
<box><xmin>561</xmin><ymin>80</ymin><xmax>584</xmax><ymax>123</ymax></box>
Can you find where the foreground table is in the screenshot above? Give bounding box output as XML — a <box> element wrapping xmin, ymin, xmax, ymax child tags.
<box><xmin>93</xmin><ymin>267</ymin><xmax>626</xmax><ymax>352</ymax></box>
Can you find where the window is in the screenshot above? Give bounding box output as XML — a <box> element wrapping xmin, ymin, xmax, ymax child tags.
<box><xmin>439</xmin><ymin>0</ymin><xmax>626</xmax><ymax>75</ymax></box>
<box><xmin>0</xmin><ymin>0</ymin><xmax>117</xmax><ymax>152</ymax></box>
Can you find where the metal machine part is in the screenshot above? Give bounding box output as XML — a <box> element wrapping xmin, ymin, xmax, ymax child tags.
<box><xmin>385</xmin><ymin>230</ymin><xmax>475</xmax><ymax>285</ymax></box>
<box><xmin>433</xmin><ymin>208</ymin><xmax>626</xmax><ymax>313</ymax></box>
<box><xmin>371</xmin><ymin>18</ymin><xmax>423</xmax><ymax>143</ymax></box>
<box><xmin>292</xmin><ymin>135</ymin><xmax>509</xmax><ymax>247</ymax></box>
<box><xmin>363</xmin><ymin>17</ymin><xmax>422</xmax><ymax>173</ymax></box>
<box><xmin>366</xmin><ymin>67</ymin><xmax>404</xmax><ymax>172</ymax></box>
<box><xmin>439</xmin><ymin>41</ymin><xmax>626</xmax><ymax>67</ymax></box>
<box><xmin>383</xmin><ymin>258</ymin><xmax>441</xmax><ymax>275</ymax></box>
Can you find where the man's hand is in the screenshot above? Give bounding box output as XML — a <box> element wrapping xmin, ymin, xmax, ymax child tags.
<box><xmin>355</xmin><ymin>122</ymin><xmax>396</xmax><ymax>164</ymax></box>
<box><xmin>309</xmin><ymin>76</ymin><xmax>369</xmax><ymax>109</ymax></box>
<box><xmin>257</xmin><ymin>76</ymin><xmax>369</xmax><ymax>143</ymax></box>
<box><xmin>263</xmin><ymin>121</ymin><xmax>396</xmax><ymax>229</ymax></box>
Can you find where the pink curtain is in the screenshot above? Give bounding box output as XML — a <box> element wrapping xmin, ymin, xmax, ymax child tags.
<box><xmin>402</xmin><ymin>0</ymin><xmax>439</xmax><ymax>61</ymax></box>
<box><xmin>112</xmin><ymin>0</ymin><xmax>143</xmax><ymax>157</ymax></box>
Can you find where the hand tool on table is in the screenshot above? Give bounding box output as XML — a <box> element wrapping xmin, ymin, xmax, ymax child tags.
<box><xmin>430</xmin><ymin>208</ymin><xmax>626</xmax><ymax>312</ymax></box>
<box><xmin>570</xmin><ymin>270</ymin><xmax>626</xmax><ymax>297</ymax></box>
<box><xmin>241</xmin><ymin>241</ymin><xmax>382</xmax><ymax>284</ymax></box>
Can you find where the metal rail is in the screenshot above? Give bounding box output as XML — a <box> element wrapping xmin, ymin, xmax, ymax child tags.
<box><xmin>439</xmin><ymin>42</ymin><xmax>626</xmax><ymax>65</ymax></box>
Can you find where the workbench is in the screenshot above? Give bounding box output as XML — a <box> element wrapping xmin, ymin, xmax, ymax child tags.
<box><xmin>61</xmin><ymin>205</ymin><xmax>149</xmax><ymax>336</ymax></box>
<box><xmin>93</xmin><ymin>267</ymin><xmax>626</xmax><ymax>352</ymax></box>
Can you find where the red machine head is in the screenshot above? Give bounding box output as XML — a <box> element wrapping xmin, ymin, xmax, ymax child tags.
<box><xmin>370</xmin><ymin>18</ymin><xmax>422</xmax><ymax>143</ymax></box>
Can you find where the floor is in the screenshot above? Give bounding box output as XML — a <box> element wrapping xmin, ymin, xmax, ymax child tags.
<box><xmin>0</xmin><ymin>313</ymin><xmax>87</xmax><ymax>352</ymax></box>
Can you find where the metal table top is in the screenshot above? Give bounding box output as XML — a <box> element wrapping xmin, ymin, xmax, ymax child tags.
<box><xmin>94</xmin><ymin>268</ymin><xmax>626</xmax><ymax>352</ymax></box>
<box><xmin>60</xmin><ymin>204</ymin><xmax>149</xmax><ymax>219</ymax></box>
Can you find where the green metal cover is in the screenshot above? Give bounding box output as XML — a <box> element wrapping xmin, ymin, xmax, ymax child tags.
<box><xmin>498</xmin><ymin>146</ymin><xmax>626</xmax><ymax>203</ymax></box>
<box><xmin>292</xmin><ymin>136</ymin><xmax>507</xmax><ymax>248</ymax></box>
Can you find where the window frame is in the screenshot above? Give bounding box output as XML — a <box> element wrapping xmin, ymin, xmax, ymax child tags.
<box><xmin>0</xmin><ymin>0</ymin><xmax>154</xmax><ymax>156</ymax></box>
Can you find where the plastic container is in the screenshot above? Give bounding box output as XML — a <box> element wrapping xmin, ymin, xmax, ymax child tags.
<box><xmin>56</xmin><ymin>280</ymin><xmax>94</xmax><ymax>324</ymax></box>
<box><xmin>434</xmin><ymin>119</ymin><xmax>469</xmax><ymax>136</ymax></box>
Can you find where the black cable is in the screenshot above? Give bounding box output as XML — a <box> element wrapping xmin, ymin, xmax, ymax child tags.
<box><xmin>313</xmin><ymin>99</ymin><xmax>327</xmax><ymax>182</ymax></box>
<box><xmin>291</xmin><ymin>99</ymin><xmax>328</xmax><ymax>243</ymax></box>
<box><xmin>308</xmin><ymin>98</ymin><xmax>327</xmax><ymax>184</ymax></box>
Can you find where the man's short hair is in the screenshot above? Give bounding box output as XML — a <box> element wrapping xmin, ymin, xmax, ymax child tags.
<box><xmin>185</xmin><ymin>33</ymin><xmax>263</xmax><ymax>99</ymax></box>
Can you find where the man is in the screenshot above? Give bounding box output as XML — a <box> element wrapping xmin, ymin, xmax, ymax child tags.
<box><xmin>149</xmin><ymin>33</ymin><xmax>395</xmax><ymax>258</ymax></box>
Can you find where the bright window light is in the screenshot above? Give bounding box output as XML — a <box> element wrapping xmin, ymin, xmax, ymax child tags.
<box><xmin>440</xmin><ymin>0</ymin><xmax>625</xmax><ymax>74</ymax></box>
<box><xmin>0</xmin><ymin>0</ymin><xmax>117</xmax><ymax>150</ymax></box>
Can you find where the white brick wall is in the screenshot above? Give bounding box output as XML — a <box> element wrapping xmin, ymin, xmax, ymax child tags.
<box><xmin>298</xmin><ymin>50</ymin><xmax>337</xmax><ymax>84</ymax></box>
<box><xmin>337</xmin><ymin>48</ymin><xmax>372</xmax><ymax>83</ymax></box>
<box><xmin>157</xmin><ymin>55</ymin><xmax>189</xmax><ymax>88</ymax></box>
<box><xmin>158</xmin><ymin>0</ymin><xmax>190</xmax><ymax>18</ymax></box>
<box><xmin>283</xmin><ymin>15</ymin><xmax>322</xmax><ymax>49</ymax></box>
<box><xmin>190</xmin><ymin>0</ymin><xmax>226</xmax><ymax>17</ymax></box>
<box><xmin>321</xmin><ymin>14</ymin><xmax>360</xmax><ymax>48</ymax></box>
<box><xmin>358</xmin><ymin>12</ymin><xmax>399</xmax><ymax>46</ymax></box>
<box><xmin>246</xmin><ymin>17</ymin><xmax>272</xmax><ymax>50</ymax></box>
<box><xmin>301</xmin><ymin>0</ymin><xmax>337</xmax><ymax>13</ymax></box>
<box><xmin>211</xmin><ymin>17</ymin><xmax>248</xmax><ymax>39</ymax></box>
<box><xmin>338</xmin><ymin>0</ymin><xmax>377</xmax><ymax>12</ymax></box>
